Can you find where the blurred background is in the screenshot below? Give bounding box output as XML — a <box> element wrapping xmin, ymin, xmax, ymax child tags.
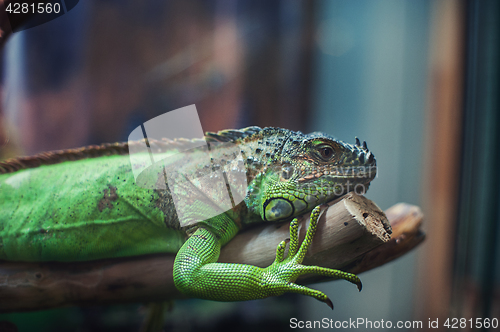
<box><xmin>0</xmin><ymin>0</ymin><xmax>499</xmax><ymax>331</ymax></box>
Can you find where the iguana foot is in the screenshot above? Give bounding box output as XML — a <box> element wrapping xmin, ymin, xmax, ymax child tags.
<box><xmin>264</xmin><ymin>205</ymin><xmax>362</xmax><ymax>309</ymax></box>
<box><xmin>174</xmin><ymin>206</ymin><xmax>360</xmax><ymax>306</ymax></box>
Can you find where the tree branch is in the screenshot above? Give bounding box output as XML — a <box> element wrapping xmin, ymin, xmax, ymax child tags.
<box><xmin>0</xmin><ymin>193</ymin><xmax>424</xmax><ymax>312</ymax></box>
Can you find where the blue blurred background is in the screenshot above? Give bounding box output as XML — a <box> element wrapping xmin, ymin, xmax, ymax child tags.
<box><xmin>1</xmin><ymin>0</ymin><xmax>499</xmax><ymax>331</ymax></box>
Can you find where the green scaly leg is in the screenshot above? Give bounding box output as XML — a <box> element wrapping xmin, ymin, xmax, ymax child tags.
<box><xmin>266</xmin><ymin>206</ymin><xmax>362</xmax><ymax>309</ymax></box>
<box><xmin>173</xmin><ymin>206</ymin><xmax>361</xmax><ymax>308</ymax></box>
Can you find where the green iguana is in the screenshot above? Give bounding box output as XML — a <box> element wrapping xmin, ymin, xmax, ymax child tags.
<box><xmin>0</xmin><ymin>126</ymin><xmax>376</xmax><ymax>308</ymax></box>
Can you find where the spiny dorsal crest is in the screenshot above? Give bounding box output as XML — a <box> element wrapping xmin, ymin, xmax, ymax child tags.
<box><xmin>0</xmin><ymin>126</ymin><xmax>265</xmax><ymax>174</ymax></box>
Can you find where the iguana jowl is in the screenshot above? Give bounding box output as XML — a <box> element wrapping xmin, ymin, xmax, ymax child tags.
<box><xmin>0</xmin><ymin>126</ymin><xmax>376</xmax><ymax>308</ymax></box>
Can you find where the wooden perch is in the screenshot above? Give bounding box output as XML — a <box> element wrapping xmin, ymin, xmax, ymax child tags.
<box><xmin>0</xmin><ymin>193</ymin><xmax>424</xmax><ymax>313</ymax></box>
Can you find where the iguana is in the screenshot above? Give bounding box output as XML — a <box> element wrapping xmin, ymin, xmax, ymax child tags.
<box><xmin>0</xmin><ymin>126</ymin><xmax>376</xmax><ymax>309</ymax></box>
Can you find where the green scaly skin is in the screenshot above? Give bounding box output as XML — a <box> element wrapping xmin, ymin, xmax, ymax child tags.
<box><xmin>0</xmin><ymin>126</ymin><xmax>376</xmax><ymax>308</ymax></box>
<box><xmin>174</xmin><ymin>206</ymin><xmax>360</xmax><ymax>308</ymax></box>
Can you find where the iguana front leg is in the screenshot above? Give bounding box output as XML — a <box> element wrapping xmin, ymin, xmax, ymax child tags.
<box><xmin>173</xmin><ymin>206</ymin><xmax>362</xmax><ymax>308</ymax></box>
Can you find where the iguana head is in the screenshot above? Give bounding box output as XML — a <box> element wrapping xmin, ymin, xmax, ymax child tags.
<box><xmin>245</xmin><ymin>128</ymin><xmax>377</xmax><ymax>222</ymax></box>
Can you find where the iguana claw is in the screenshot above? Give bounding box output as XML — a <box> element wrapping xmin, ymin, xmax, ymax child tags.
<box><xmin>266</xmin><ymin>205</ymin><xmax>362</xmax><ymax>309</ymax></box>
<box><xmin>325</xmin><ymin>297</ymin><xmax>334</xmax><ymax>310</ymax></box>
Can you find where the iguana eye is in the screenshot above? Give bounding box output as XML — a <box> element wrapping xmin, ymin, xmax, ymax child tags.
<box><xmin>318</xmin><ymin>146</ymin><xmax>334</xmax><ymax>160</ymax></box>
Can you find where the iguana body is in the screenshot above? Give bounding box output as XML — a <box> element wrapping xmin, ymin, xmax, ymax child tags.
<box><xmin>0</xmin><ymin>126</ymin><xmax>376</xmax><ymax>307</ymax></box>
